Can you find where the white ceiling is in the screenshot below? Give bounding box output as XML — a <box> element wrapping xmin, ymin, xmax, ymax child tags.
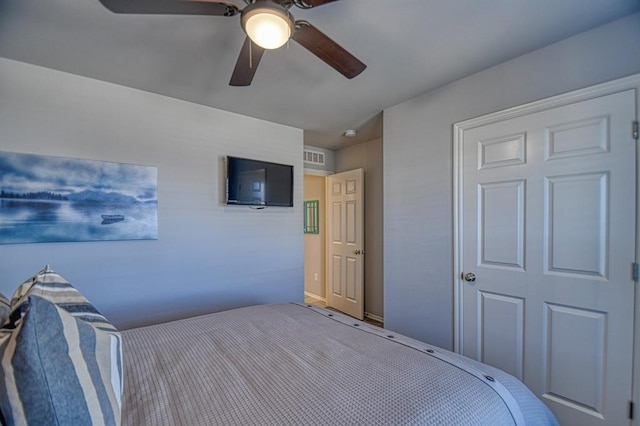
<box><xmin>0</xmin><ymin>0</ymin><xmax>638</xmax><ymax>150</ymax></box>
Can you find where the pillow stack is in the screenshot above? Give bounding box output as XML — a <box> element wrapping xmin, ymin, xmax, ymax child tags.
<box><xmin>0</xmin><ymin>266</ymin><xmax>123</xmax><ymax>426</ymax></box>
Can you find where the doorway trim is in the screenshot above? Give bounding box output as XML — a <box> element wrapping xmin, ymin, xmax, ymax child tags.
<box><xmin>303</xmin><ymin>168</ymin><xmax>332</xmax><ymax>176</ymax></box>
<box><xmin>453</xmin><ymin>73</ymin><xmax>640</xmax><ymax>425</ymax></box>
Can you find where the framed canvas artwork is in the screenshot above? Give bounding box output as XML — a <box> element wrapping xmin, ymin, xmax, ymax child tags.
<box><xmin>0</xmin><ymin>151</ymin><xmax>158</xmax><ymax>244</ymax></box>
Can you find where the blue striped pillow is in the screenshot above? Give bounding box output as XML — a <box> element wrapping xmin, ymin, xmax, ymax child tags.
<box><xmin>0</xmin><ymin>293</ymin><xmax>9</xmax><ymax>326</ymax></box>
<box><xmin>0</xmin><ymin>266</ymin><xmax>123</xmax><ymax>425</ymax></box>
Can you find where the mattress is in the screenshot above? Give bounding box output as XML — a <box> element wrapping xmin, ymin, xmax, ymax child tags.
<box><xmin>121</xmin><ymin>303</ymin><xmax>558</xmax><ymax>425</ymax></box>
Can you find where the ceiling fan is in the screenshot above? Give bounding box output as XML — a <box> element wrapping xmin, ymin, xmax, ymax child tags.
<box><xmin>98</xmin><ymin>0</ymin><xmax>366</xmax><ymax>86</ymax></box>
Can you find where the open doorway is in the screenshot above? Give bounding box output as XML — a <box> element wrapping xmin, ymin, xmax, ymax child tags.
<box><xmin>303</xmin><ymin>138</ymin><xmax>384</xmax><ymax>326</ymax></box>
<box><xmin>303</xmin><ymin>170</ymin><xmax>369</xmax><ymax>323</ymax></box>
<box><xmin>303</xmin><ymin>174</ymin><xmax>327</xmax><ymax>307</ymax></box>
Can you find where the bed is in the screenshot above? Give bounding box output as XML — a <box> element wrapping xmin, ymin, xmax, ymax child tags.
<box><xmin>0</xmin><ymin>267</ymin><xmax>558</xmax><ymax>425</ymax></box>
<box><xmin>121</xmin><ymin>303</ymin><xmax>557</xmax><ymax>425</ymax></box>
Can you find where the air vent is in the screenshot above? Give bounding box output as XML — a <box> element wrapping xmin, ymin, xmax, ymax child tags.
<box><xmin>304</xmin><ymin>150</ymin><xmax>325</xmax><ymax>166</ymax></box>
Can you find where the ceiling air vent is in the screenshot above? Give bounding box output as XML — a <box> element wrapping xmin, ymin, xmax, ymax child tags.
<box><xmin>304</xmin><ymin>150</ymin><xmax>325</xmax><ymax>166</ymax></box>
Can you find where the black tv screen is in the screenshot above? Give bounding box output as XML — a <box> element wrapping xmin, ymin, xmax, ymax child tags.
<box><xmin>225</xmin><ymin>156</ymin><xmax>294</xmax><ymax>207</ymax></box>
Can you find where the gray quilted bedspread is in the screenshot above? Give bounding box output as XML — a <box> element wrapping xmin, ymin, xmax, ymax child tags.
<box><xmin>121</xmin><ymin>303</ymin><xmax>558</xmax><ymax>425</ymax></box>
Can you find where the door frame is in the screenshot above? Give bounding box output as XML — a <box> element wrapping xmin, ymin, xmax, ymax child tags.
<box><xmin>453</xmin><ymin>73</ymin><xmax>640</xmax><ymax>425</ymax></box>
<box><xmin>303</xmin><ymin>171</ymin><xmax>330</xmax><ymax>305</ymax></box>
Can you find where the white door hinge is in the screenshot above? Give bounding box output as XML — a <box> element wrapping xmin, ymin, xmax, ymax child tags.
<box><xmin>633</xmin><ymin>262</ymin><xmax>639</xmax><ymax>281</ymax></box>
<box><xmin>633</xmin><ymin>120</ymin><xmax>639</xmax><ymax>140</ymax></box>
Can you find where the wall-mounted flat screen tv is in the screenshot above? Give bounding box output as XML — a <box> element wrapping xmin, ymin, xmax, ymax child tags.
<box><xmin>225</xmin><ymin>156</ymin><xmax>294</xmax><ymax>207</ymax></box>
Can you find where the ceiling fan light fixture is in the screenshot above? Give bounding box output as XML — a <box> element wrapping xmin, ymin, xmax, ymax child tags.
<box><xmin>241</xmin><ymin>2</ymin><xmax>295</xmax><ymax>50</ymax></box>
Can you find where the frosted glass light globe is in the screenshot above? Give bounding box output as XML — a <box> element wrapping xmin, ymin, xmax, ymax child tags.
<box><xmin>245</xmin><ymin>13</ymin><xmax>291</xmax><ymax>49</ymax></box>
<box><xmin>241</xmin><ymin>3</ymin><xmax>294</xmax><ymax>50</ymax></box>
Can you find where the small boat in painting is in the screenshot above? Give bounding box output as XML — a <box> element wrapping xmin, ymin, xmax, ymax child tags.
<box><xmin>101</xmin><ymin>214</ymin><xmax>124</xmax><ymax>224</ymax></box>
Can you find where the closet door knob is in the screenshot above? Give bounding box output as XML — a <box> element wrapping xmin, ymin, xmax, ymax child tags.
<box><xmin>463</xmin><ymin>272</ymin><xmax>476</xmax><ymax>282</ymax></box>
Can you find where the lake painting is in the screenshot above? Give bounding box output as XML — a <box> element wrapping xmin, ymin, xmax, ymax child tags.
<box><xmin>0</xmin><ymin>151</ymin><xmax>158</xmax><ymax>244</ymax></box>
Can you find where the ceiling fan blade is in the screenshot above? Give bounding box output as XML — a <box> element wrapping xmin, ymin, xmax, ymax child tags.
<box><xmin>229</xmin><ymin>37</ymin><xmax>265</xmax><ymax>86</ymax></box>
<box><xmin>98</xmin><ymin>0</ymin><xmax>239</xmax><ymax>16</ymax></box>
<box><xmin>292</xmin><ymin>21</ymin><xmax>366</xmax><ymax>79</ymax></box>
<box><xmin>295</xmin><ymin>0</ymin><xmax>341</xmax><ymax>8</ymax></box>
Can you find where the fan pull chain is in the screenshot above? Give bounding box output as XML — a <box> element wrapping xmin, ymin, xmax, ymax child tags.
<box><xmin>249</xmin><ymin>40</ymin><xmax>253</xmax><ymax>69</ymax></box>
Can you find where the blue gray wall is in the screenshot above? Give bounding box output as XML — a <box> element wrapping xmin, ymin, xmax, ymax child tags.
<box><xmin>383</xmin><ymin>13</ymin><xmax>640</xmax><ymax>350</ymax></box>
<box><xmin>0</xmin><ymin>58</ymin><xmax>304</xmax><ymax>329</ymax></box>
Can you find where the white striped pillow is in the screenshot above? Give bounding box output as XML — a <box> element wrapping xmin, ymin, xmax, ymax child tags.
<box><xmin>0</xmin><ymin>266</ymin><xmax>123</xmax><ymax>425</ymax></box>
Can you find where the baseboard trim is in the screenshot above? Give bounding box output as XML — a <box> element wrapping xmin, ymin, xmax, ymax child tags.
<box><xmin>364</xmin><ymin>312</ymin><xmax>384</xmax><ymax>324</ymax></box>
<box><xmin>305</xmin><ymin>292</ymin><xmax>384</xmax><ymax>324</ymax></box>
<box><xmin>304</xmin><ymin>292</ymin><xmax>326</xmax><ymax>303</ymax></box>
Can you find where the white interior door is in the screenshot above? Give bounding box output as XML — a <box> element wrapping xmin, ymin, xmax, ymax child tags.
<box><xmin>457</xmin><ymin>89</ymin><xmax>636</xmax><ymax>425</ymax></box>
<box><xmin>326</xmin><ymin>169</ymin><xmax>364</xmax><ymax>319</ymax></box>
